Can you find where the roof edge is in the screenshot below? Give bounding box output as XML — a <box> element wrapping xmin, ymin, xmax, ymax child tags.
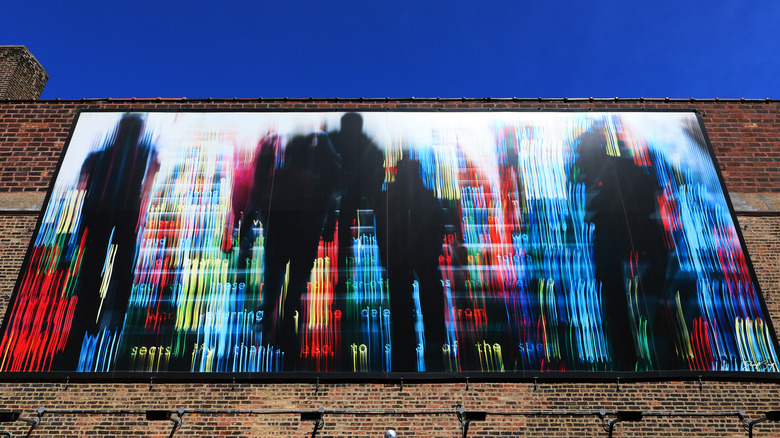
<box><xmin>0</xmin><ymin>96</ymin><xmax>776</xmax><ymax>103</ymax></box>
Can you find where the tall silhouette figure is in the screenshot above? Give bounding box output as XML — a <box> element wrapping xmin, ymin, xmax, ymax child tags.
<box><xmin>575</xmin><ymin>130</ymin><xmax>667</xmax><ymax>371</ymax></box>
<box><xmin>375</xmin><ymin>159</ymin><xmax>447</xmax><ymax>372</ymax></box>
<box><xmin>64</xmin><ymin>113</ymin><xmax>160</xmax><ymax>365</ymax></box>
<box><xmin>328</xmin><ymin>113</ymin><xmax>384</xmax><ymax>275</ymax></box>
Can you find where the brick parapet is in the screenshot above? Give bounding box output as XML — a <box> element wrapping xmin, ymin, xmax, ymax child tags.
<box><xmin>0</xmin><ymin>46</ymin><xmax>48</xmax><ymax>100</ymax></box>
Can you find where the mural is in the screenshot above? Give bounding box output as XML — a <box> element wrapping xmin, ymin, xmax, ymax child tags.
<box><xmin>1</xmin><ymin>110</ymin><xmax>776</xmax><ymax>374</ymax></box>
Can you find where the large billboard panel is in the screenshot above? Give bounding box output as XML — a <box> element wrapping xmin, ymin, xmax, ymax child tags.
<box><xmin>1</xmin><ymin>110</ymin><xmax>776</xmax><ymax>375</ymax></box>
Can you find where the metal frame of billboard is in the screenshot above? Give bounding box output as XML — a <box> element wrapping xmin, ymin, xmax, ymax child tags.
<box><xmin>0</xmin><ymin>108</ymin><xmax>777</xmax><ymax>382</ymax></box>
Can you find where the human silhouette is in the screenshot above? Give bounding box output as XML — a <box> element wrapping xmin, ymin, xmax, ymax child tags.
<box><xmin>328</xmin><ymin>113</ymin><xmax>384</xmax><ymax>275</ymax></box>
<box><xmin>64</xmin><ymin>113</ymin><xmax>160</xmax><ymax>365</ymax></box>
<box><xmin>240</xmin><ymin>131</ymin><xmax>343</xmax><ymax>369</ymax></box>
<box><xmin>375</xmin><ymin>159</ymin><xmax>447</xmax><ymax>372</ymax></box>
<box><xmin>575</xmin><ymin>129</ymin><xmax>667</xmax><ymax>371</ymax></box>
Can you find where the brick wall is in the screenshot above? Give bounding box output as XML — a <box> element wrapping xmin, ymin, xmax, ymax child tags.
<box><xmin>0</xmin><ymin>99</ymin><xmax>779</xmax><ymax>437</ymax></box>
<box><xmin>0</xmin><ymin>46</ymin><xmax>48</xmax><ymax>100</ymax></box>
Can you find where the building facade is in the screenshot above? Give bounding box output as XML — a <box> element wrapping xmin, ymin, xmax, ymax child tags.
<box><xmin>0</xmin><ymin>52</ymin><xmax>779</xmax><ymax>437</ymax></box>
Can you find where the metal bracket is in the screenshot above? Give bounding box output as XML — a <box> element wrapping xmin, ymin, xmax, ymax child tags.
<box><xmin>616</xmin><ymin>377</ymin><xmax>621</xmax><ymax>392</ymax></box>
<box><xmin>598</xmin><ymin>408</ymin><xmax>608</xmax><ymax>432</ymax></box>
<box><xmin>465</xmin><ymin>377</ymin><xmax>469</xmax><ymax>391</ymax></box>
<box><xmin>534</xmin><ymin>377</ymin><xmax>538</xmax><ymax>391</ymax></box>
<box><xmin>64</xmin><ymin>376</ymin><xmax>70</xmax><ymax>391</ymax></box>
<box><xmin>698</xmin><ymin>375</ymin><xmax>703</xmax><ymax>392</ymax></box>
<box><xmin>314</xmin><ymin>377</ymin><xmax>320</xmax><ymax>394</ymax></box>
<box><xmin>399</xmin><ymin>377</ymin><xmax>404</xmax><ymax>392</ymax></box>
<box><xmin>149</xmin><ymin>377</ymin><xmax>154</xmax><ymax>391</ymax></box>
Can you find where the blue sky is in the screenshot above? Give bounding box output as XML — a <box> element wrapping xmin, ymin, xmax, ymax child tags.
<box><xmin>4</xmin><ymin>1</ymin><xmax>780</xmax><ymax>99</ymax></box>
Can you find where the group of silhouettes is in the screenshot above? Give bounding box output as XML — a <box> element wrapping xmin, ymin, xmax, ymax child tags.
<box><xmin>65</xmin><ymin>112</ymin><xmax>448</xmax><ymax>372</ymax></box>
<box><xmin>238</xmin><ymin>113</ymin><xmax>448</xmax><ymax>372</ymax></box>
<box><xmin>66</xmin><ymin>112</ymin><xmax>675</xmax><ymax>373</ymax></box>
